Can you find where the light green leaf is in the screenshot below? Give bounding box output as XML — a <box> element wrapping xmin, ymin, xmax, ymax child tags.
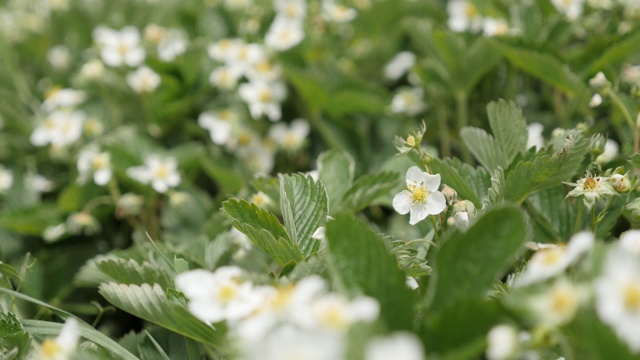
<box><xmin>143</xmin><ymin>331</ymin><xmax>171</xmax><ymax>360</ymax></box>
<box><xmin>503</xmin><ymin>131</ymin><xmax>590</xmax><ymax>204</ymax></box>
<box><xmin>486</xmin><ymin>100</ymin><xmax>528</xmax><ymax>165</ymax></box>
<box><xmin>99</xmin><ymin>283</ymin><xmax>222</xmax><ymax>346</ymax></box>
<box><xmin>427</xmin><ymin>206</ymin><xmax>530</xmax><ymax>311</ymax></box>
<box><xmin>96</xmin><ymin>259</ymin><xmax>174</xmax><ymax>289</ymax></box>
<box><xmin>279</xmin><ymin>174</ymin><xmax>328</xmax><ymax>257</ymax></box>
<box><xmin>0</xmin><ymin>312</ymin><xmax>31</xmax><ymax>360</ymax></box>
<box><xmin>0</xmin><ymin>204</ymin><xmax>62</xmax><ymax>236</ymax></box>
<box><xmin>222</xmin><ymin>199</ymin><xmax>303</xmax><ymax>266</ymax></box>
<box><xmin>317</xmin><ymin>150</ymin><xmax>355</xmax><ymax>213</ymax></box>
<box><xmin>326</xmin><ymin>214</ymin><xmax>414</xmax><ymax>331</ymax></box>
<box><xmin>0</xmin><ymin>262</ymin><xmax>21</xmax><ymax>282</ymax></box>
<box><xmin>430</xmin><ymin>158</ymin><xmax>486</xmax><ymax>208</ymax></box>
<box><xmin>340</xmin><ymin>172</ymin><xmax>398</xmax><ymax>213</ymax></box>
<box><xmin>460</xmin><ymin>37</ymin><xmax>502</xmax><ymax>92</ymax></box>
<box><xmin>460</xmin><ymin>127</ymin><xmax>509</xmax><ymax>171</ymax></box>
<box><xmin>173</xmin><ymin>258</ymin><xmax>189</xmax><ymax>274</ymax></box>
<box><xmin>583</xmin><ymin>30</ymin><xmax>640</xmax><ymax>76</ymax></box>
<box><xmin>324</xmin><ymin>90</ymin><xmax>387</xmax><ymax>118</ymax></box>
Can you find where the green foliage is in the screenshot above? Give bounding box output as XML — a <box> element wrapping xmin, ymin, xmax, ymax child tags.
<box><xmin>326</xmin><ymin>214</ymin><xmax>414</xmax><ymax>331</ymax></box>
<box><xmin>98</xmin><ymin>283</ymin><xmax>223</xmax><ymax>347</ymax></box>
<box><xmin>427</xmin><ymin>206</ymin><xmax>530</xmax><ymax>311</ymax></box>
<box><xmin>0</xmin><ymin>312</ymin><xmax>31</xmax><ymax>360</ymax></box>
<box><xmin>317</xmin><ymin>150</ymin><xmax>355</xmax><ymax>210</ymax></box>
<box><xmin>95</xmin><ymin>258</ymin><xmax>174</xmax><ymax>289</ymax></box>
<box><xmin>0</xmin><ymin>204</ymin><xmax>62</xmax><ymax>236</ymax></box>
<box><xmin>339</xmin><ymin>172</ymin><xmax>398</xmax><ymax>213</ymax></box>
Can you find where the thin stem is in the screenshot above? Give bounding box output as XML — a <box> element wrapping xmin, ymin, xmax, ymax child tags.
<box><xmin>437</xmin><ymin>105</ymin><xmax>451</xmax><ymax>157</ymax></box>
<box><xmin>609</xmin><ymin>91</ymin><xmax>639</xmax><ymax>155</ymax></box>
<box><xmin>573</xmin><ymin>201</ymin><xmax>583</xmax><ymax>234</ymax></box>
<box><xmin>430</xmin><ymin>215</ymin><xmax>440</xmax><ymax>243</ymax></box>
<box><xmin>591</xmin><ymin>207</ymin><xmax>597</xmax><ymax>234</ymax></box>
<box><xmin>455</xmin><ymin>91</ymin><xmax>472</xmax><ymax>163</ymax></box>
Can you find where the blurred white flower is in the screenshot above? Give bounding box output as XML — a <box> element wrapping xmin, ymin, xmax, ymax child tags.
<box><xmin>551</xmin><ymin>0</ymin><xmax>584</xmax><ymax>20</ymax></box>
<box><xmin>47</xmin><ymin>45</ymin><xmax>71</xmax><ymax>70</ymax></box>
<box><xmin>384</xmin><ymin>51</ymin><xmax>416</xmax><ymax>81</ymax></box>
<box><xmin>239</xmin><ymin>80</ymin><xmax>287</xmax><ymax>121</ymax></box>
<box><xmin>36</xmin><ymin>318</ymin><xmax>80</xmax><ymax>360</ymax></box>
<box><xmin>126</xmin><ymin>155</ymin><xmax>181</xmax><ymax>193</ymax></box>
<box><xmin>41</xmin><ymin>88</ymin><xmax>86</xmax><ymax>113</ymax></box>
<box><xmin>31</xmin><ymin>174</ymin><xmax>54</xmax><ymax>193</ymax></box>
<box><xmin>158</xmin><ymin>29</ymin><xmax>188</xmax><ymax>62</ymax></box>
<box><xmin>78</xmin><ymin>59</ymin><xmax>105</xmax><ymax>80</ymax></box>
<box><xmin>621</xmin><ymin>64</ymin><xmax>640</xmax><ymax>84</ymax></box>
<box><xmin>94</xmin><ymin>26</ymin><xmax>145</xmax><ymax>67</ymax></box>
<box><xmin>406</xmin><ymin>276</ymin><xmax>419</xmax><ymax>290</ymax></box>
<box><xmin>0</xmin><ymin>165</ymin><xmax>13</xmax><ymax>193</ymax></box>
<box><xmin>390</xmin><ymin>87</ymin><xmax>426</xmax><ymax>116</ymax></box>
<box><xmin>30</xmin><ymin>110</ymin><xmax>85</xmax><ymax>148</ymax></box>
<box><xmin>322</xmin><ymin>0</ymin><xmax>357</xmax><ymax>23</ymax></box>
<box><xmin>242</xmin><ymin>325</ymin><xmax>344</xmax><ymax>360</ymax></box>
<box><xmin>529</xmin><ymin>279</ymin><xmax>582</xmax><ymax>327</ymax></box>
<box><xmin>250</xmin><ymin>191</ymin><xmax>272</xmax><ymax>209</ymax></box>
<box><xmin>176</xmin><ymin>267</ymin><xmax>265</xmax><ymax>324</ymax></box>
<box><xmin>265</xmin><ymin>17</ymin><xmax>305</xmax><ymax>51</ymax></box>
<box><xmin>587</xmin><ymin>0</ymin><xmax>614</xmax><ymax>9</ymax></box>
<box><xmin>268</xmin><ymin>119</ymin><xmax>310</xmax><ymax>151</ymax></box>
<box><xmin>275</xmin><ymin>0</ymin><xmax>307</xmax><ymax>20</ymax></box>
<box><xmin>66</xmin><ymin>212</ymin><xmax>100</xmax><ymax>235</ymax></box>
<box><xmin>620</xmin><ymin>230</ymin><xmax>640</xmax><ymax>255</ymax></box>
<box><xmin>589</xmin><ymin>71</ymin><xmax>609</xmax><ymax>88</ymax></box>
<box><xmin>482</xmin><ymin>18</ymin><xmax>509</xmax><ymax>37</ymax></box>
<box><xmin>589</xmin><ymin>93</ymin><xmax>603</xmax><ymax>108</ymax></box>
<box><xmin>228</xmin><ymin>42</ymin><xmax>266</xmax><ymax>76</ymax></box>
<box><xmin>486</xmin><ymin>324</ymin><xmax>519</xmax><ymax>360</ymax></box>
<box><xmin>365</xmin><ymin>332</ymin><xmax>425</xmax><ymax>360</ymax></box>
<box><xmin>198</xmin><ymin>109</ymin><xmax>239</xmax><ymax>145</ymax></box>
<box><xmin>447</xmin><ymin>0</ymin><xmax>483</xmax><ymax>33</ymax></box>
<box><xmin>246</xmin><ymin>59</ymin><xmax>283</xmax><ymax>83</ymax></box>
<box><xmin>209</xmin><ymin>65</ymin><xmax>243</xmax><ymax>89</ymax></box>
<box><xmin>596</xmin><ymin>247</ymin><xmax>640</xmax><ymax>352</ymax></box>
<box><xmin>293</xmin><ymin>293</ymin><xmax>379</xmax><ymax>332</ymax></box>
<box><xmin>527</xmin><ymin>123</ymin><xmax>544</xmax><ymax>151</ymax></box>
<box><xmin>393</xmin><ymin>166</ymin><xmax>447</xmax><ymax>225</ymax></box>
<box><xmin>43</xmin><ymin>223</ymin><xmax>67</xmax><ymax>243</ymax></box>
<box><xmin>208</xmin><ymin>38</ymin><xmax>242</xmax><ymax>62</ymax></box>
<box><xmin>77</xmin><ymin>148</ymin><xmax>112</xmax><ymax>186</ymax></box>
<box><xmin>516</xmin><ymin>232</ymin><xmax>594</xmax><ymax>286</ymax></box>
<box><xmin>596</xmin><ymin>139</ymin><xmax>619</xmax><ymax>164</ymax></box>
<box><xmin>126</xmin><ymin>66</ymin><xmax>161</xmax><ymax>93</ymax></box>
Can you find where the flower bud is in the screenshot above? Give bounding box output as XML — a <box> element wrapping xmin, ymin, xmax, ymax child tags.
<box><xmin>66</xmin><ymin>212</ymin><xmax>100</xmax><ymax>235</ymax></box>
<box><xmin>441</xmin><ymin>184</ymin><xmax>457</xmax><ymax>205</ymax></box>
<box><xmin>589</xmin><ymin>134</ymin><xmax>606</xmax><ymax>157</ymax></box>
<box><xmin>250</xmin><ymin>191</ymin><xmax>272</xmax><ymax>209</ymax></box>
<box><xmin>406</xmin><ymin>135</ymin><xmax>416</xmax><ymax>147</ymax></box>
<box><xmin>624</xmin><ymin>198</ymin><xmax>640</xmax><ymax>227</ymax></box>
<box><xmin>452</xmin><ymin>200</ymin><xmax>476</xmax><ymax>218</ymax></box>
<box><xmin>610</xmin><ymin>173</ymin><xmax>632</xmax><ymax>193</ymax></box>
<box><xmin>589</xmin><ymin>72</ymin><xmax>609</xmax><ymax>89</ymax></box>
<box><xmin>116</xmin><ymin>193</ymin><xmax>143</xmax><ymax>218</ymax></box>
<box><xmin>588</xmin><ymin>94</ymin><xmax>603</xmax><ymax>108</ymax></box>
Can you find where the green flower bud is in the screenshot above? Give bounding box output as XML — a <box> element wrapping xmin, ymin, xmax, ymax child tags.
<box><xmin>589</xmin><ymin>134</ymin><xmax>606</xmax><ymax>157</ymax></box>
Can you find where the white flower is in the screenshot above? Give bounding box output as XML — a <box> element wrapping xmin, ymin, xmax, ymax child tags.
<box><xmin>77</xmin><ymin>148</ymin><xmax>112</xmax><ymax>186</ymax></box>
<box><xmin>293</xmin><ymin>292</ymin><xmax>379</xmax><ymax>332</ymax></box>
<box><xmin>0</xmin><ymin>165</ymin><xmax>13</xmax><ymax>193</ymax></box>
<box><xmin>242</xmin><ymin>325</ymin><xmax>344</xmax><ymax>360</ymax></box>
<box><xmin>31</xmin><ymin>174</ymin><xmax>54</xmax><ymax>193</ymax></box>
<box><xmin>566</xmin><ymin>173</ymin><xmax>617</xmax><ymax>209</ymax></box>
<box><xmin>246</xmin><ymin>59</ymin><xmax>282</xmax><ymax>83</ymax></box>
<box><xmin>527</xmin><ymin>123</ymin><xmax>544</xmax><ymax>151</ymax></box>
<box><xmin>622</xmin><ymin>64</ymin><xmax>640</xmax><ymax>84</ymax></box>
<box><xmin>322</xmin><ymin>0</ymin><xmax>357</xmax><ymax>23</ymax></box>
<box><xmin>176</xmin><ymin>267</ymin><xmax>265</xmax><ymax>324</ymax></box>
<box><xmin>47</xmin><ymin>45</ymin><xmax>71</xmax><ymax>70</ymax></box>
<box><xmin>43</xmin><ymin>223</ymin><xmax>67</xmax><ymax>243</ymax></box>
<box><xmin>209</xmin><ymin>65</ymin><xmax>243</xmax><ymax>89</ymax></box>
<box><xmin>384</xmin><ymin>51</ymin><xmax>416</xmax><ymax>81</ymax></box>
<box><xmin>95</xmin><ymin>26</ymin><xmax>145</xmax><ymax>67</ymax></box>
<box><xmin>126</xmin><ymin>66</ymin><xmax>161</xmax><ymax>93</ymax></box>
<box><xmin>30</xmin><ymin>110</ymin><xmax>85</xmax><ymax>148</ymax></box>
<box><xmin>551</xmin><ymin>0</ymin><xmax>584</xmax><ymax>20</ymax></box>
<box><xmin>529</xmin><ymin>279</ymin><xmax>582</xmax><ymax>327</ymax></box>
<box><xmin>238</xmin><ymin>81</ymin><xmax>287</xmax><ymax>121</ymax></box>
<box><xmin>596</xmin><ymin>247</ymin><xmax>640</xmax><ymax>352</ymax></box>
<box><xmin>265</xmin><ymin>17</ymin><xmax>305</xmax><ymax>52</ymax></box>
<box><xmin>486</xmin><ymin>324</ymin><xmax>519</xmax><ymax>360</ymax></box>
<box><xmin>596</xmin><ymin>139</ymin><xmax>619</xmax><ymax>164</ymax></box>
<box><xmin>620</xmin><ymin>230</ymin><xmax>640</xmax><ymax>255</ymax></box>
<box><xmin>228</xmin><ymin>42</ymin><xmax>266</xmax><ymax>76</ymax></box>
<box><xmin>36</xmin><ymin>318</ymin><xmax>80</xmax><ymax>360</ymax></box>
<box><xmin>482</xmin><ymin>18</ymin><xmax>509</xmax><ymax>37</ymax></box>
<box><xmin>274</xmin><ymin>0</ymin><xmax>307</xmax><ymax>21</ymax></box>
<box><xmin>198</xmin><ymin>109</ymin><xmax>238</xmax><ymax>145</ymax></box>
<box><xmin>78</xmin><ymin>59</ymin><xmax>105</xmax><ymax>80</ymax></box>
<box><xmin>207</xmin><ymin>38</ymin><xmax>242</xmax><ymax>62</ymax></box>
<box><xmin>390</xmin><ymin>87</ymin><xmax>426</xmax><ymax>116</ymax></box>
<box><xmin>587</xmin><ymin>0</ymin><xmax>614</xmax><ymax>9</ymax></box>
<box><xmin>126</xmin><ymin>155</ymin><xmax>181</xmax><ymax>193</ymax></box>
<box><xmin>268</xmin><ymin>119</ymin><xmax>310</xmax><ymax>151</ymax></box>
<box><xmin>41</xmin><ymin>88</ymin><xmax>86</xmax><ymax>112</ymax></box>
<box><xmin>589</xmin><ymin>93</ymin><xmax>603</xmax><ymax>108</ymax></box>
<box><xmin>393</xmin><ymin>166</ymin><xmax>447</xmax><ymax>225</ymax></box>
<box><xmin>250</xmin><ymin>191</ymin><xmax>272</xmax><ymax>209</ymax></box>
<box><xmin>447</xmin><ymin>0</ymin><xmax>483</xmax><ymax>33</ymax></box>
<box><xmin>406</xmin><ymin>276</ymin><xmax>419</xmax><ymax>290</ymax></box>
<box><xmin>589</xmin><ymin>71</ymin><xmax>609</xmax><ymax>88</ymax></box>
<box><xmin>365</xmin><ymin>332</ymin><xmax>425</xmax><ymax>360</ymax></box>
<box><xmin>157</xmin><ymin>29</ymin><xmax>188</xmax><ymax>62</ymax></box>
<box><xmin>516</xmin><ymin>232</ymin><xmax>594</xmax><ymax>286</ymax></box>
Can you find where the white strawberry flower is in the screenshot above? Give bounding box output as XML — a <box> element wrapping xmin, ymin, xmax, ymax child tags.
<box><xmin>447</xmin><ymin>0</ymin><xmax>483</xmax><ymax>33</ymax></box>
<box><xmin>41</xmin><ymin>88</ymin><xmax>86</xmax><ymax>112</ymax></box>
<box><xmin>566</xmin><ymin>173</ymin><xmax>617</xmax><ymax>210</ymax></box>
<box><xmin>274</xmin><ymin>0</ymin><xmax>307</xmax><ymax>21</ymax></box>
<box><xmin>126</xmin><ymin>66</ymin><xmax>161</xmax><ymax>94</ymax></box>
<box><xmin>238</xmin><ymin>80</ymin><xmax>287</xmax><ymax>121</ymax></box>
<box><xmin>30</xmin><ymin>110</ymin><xmax>85</xmax><ymax>148</ymax></box>
<box><xmin>384</xmin><ymin>51</ymin><xmax>416</xmax><ymax>81</ymax></box>
<box><xmin>268</xmin><ymin>118</ymin><xmax>310</xmax><ymax>151</ymax></box>
<box><xmin>77</xmin><ymin>148</ymin><xmax>112</xmax><ymax>186</ymax></box>
<box><xmin>126</xmin><ymin>155</ymin><xmax>181</xmax><ymax>193</ymax></box>
<box><xmin>36</xmin><ymin>318</ymin><xmax>80</xmax><ymax>360</ymax></box>
<box><xmin>209</xmin><ymin>65</ymin><xmax>243</xmax><ymax>89</ymax></box>
<box><xmin>393</xmin><ymin>166</ymin><xmax>446</xmax><ymax>225</ymax></box>
<box><xmin>94</xmin><ymin>26</ymin><xmax>145</xmax><ymax>67</ymax></box>
<box><xmin>207</xmin><ymin>38</ymin><xmax>242</xmax><ymax>63</ymax></box>
<box><xmin>0</xmin><ymin>165</ymin><xmax>13</xmax><ymax>194</ymax></box>
<box><xmin>550</xmin><ymin>0</ymin><xmax>584</xmax><ymax>20</ymax></box>
<box><xmin>198</xmin><ymin>109</ymin><xmax>239</xmax><ymax>145</ymax></box>
<box><xmin>265</xmin><ymin>17</ymin><xmax>305</xmax><ymax>52</ymax></box>
<box><xmin>620</xmin><ymin>230</ymin><xmax>640</xmax><ymax>255</ymax></box>
<box><xmin>322</xmin><ymin>0</ymin><xmax>357</xmax><ymax>23</ymax></box>
<box><xmin>365</xmin><ymin>332</ymin><xmax>425</xmax><ymax>360</ymax></box>
<box><xmin>390</xmin><ymin>87</ymin><xmax>426</xmax><ymax>116</ymax></box>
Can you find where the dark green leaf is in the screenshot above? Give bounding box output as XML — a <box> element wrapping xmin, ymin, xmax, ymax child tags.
<box><xmin>96</xmin><ymin>259</ymin><xmax>174</xmax><ymax>289</ymax></box>
<box><xmin>317</xmin><ymin>150</ymin><xmax>355</xmax><ymax>212</ymax></box>
<box><xmin>340</xmin><ymin>172</ymin><xmax>398</xmax><ymax>213</ymax></box>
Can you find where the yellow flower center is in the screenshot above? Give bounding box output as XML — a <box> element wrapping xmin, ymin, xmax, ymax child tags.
<box><xmin>583</xmin><ymin>176</ymin><xmax>598</xmax><ymax>191</ymax></box>
<box><xmin>41</xmin><ymin>339</ymin><xmax>62</xmax><ymax>357</ymax></box>
<box><xmin>550</xmin><ymin>288</ymin><xmax>577</xmax><ymax>314</ymax></box>
<box><xmin>155</xmin><ymin>165</ymin><xmax>169</xmax><ymax>180</ymax></box>
<box><xmin>465</xmin><ymin>4</ymin><xmax>478</xmax><ymax>18</ymax></box>
<box><xmin>406</xmin><ymin>135</ymin><xmax>416</xmax><ymax>147</ymax></box>
<box><xmin>411</xmin><ymin>187</ymin><xmax>428</xmax><ymax>204</ymax></box>
<box><xmin>237</xmin><ymin>132</ymin><xmax>252</xmax><ymax>146</ymax></box>
<box><xmin>44</xmin><ymin>118</ymin><xmax>56</xmax><ymax>129</ymax></box>
<box><xmin>259</xmin><ymin>89</ymin><xmax>272</xmax><ymax>102</ymax></box>
<box><xmin>271</xmin><ymin>285</ymin><xmax>294</xmax><ymax>310</ymax></box>
<box><xmin>256</xmin><ymin>61</ymin><xmax>272</xmax><ymax>74</ymax></box>
<box><xmin>92</xmin><ymin>156</ymin><xmax>106</xmax><ymax>170</ymax></box>
<box><xmin>319</xmin><ymin>306</ymin><xmax>348</xmax><ymax>330</ymax></box>
<box><xmin>218</xmin><ymin>284</ymin><xmax>237</xmax><ymax>303</ymax></box>
<box><xmin>534</xmin><ymin>246</ymin><xmax>566</xmax><ymax>266</ymax></box>
<box><xmin>218</xmin><ymin>109</ymin><xmax>234</xmax><ymax>121</ymax></box>
<box><xmin>117</xmin><ymin>43</ymin><xmax>129</xmax><ymax>55</ymax></box>
<box><xmin>623</xmin><ymin>282</ymin><xmax>640</xmax><ymax>311</ymax></box>
<box><xmin>284</xmin><ymin>4</ymin><xmax>297</xmax><ymax>17</ymax></box>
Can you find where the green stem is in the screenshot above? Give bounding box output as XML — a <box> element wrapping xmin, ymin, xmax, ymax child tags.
<box><xmin>437</xmin><ymin>105</ymin><xmax>451</xmax><ymax>158</ymax></box>
<box><xmin>455</xmin><ymin>91</ymin><xmax>472</xmax><ymax>163</ymax></box>
<box><xmin>591</xmin><ymin>207</ymin><xmax>597</xmax><ymax>234</ymax></box>
<box><xmin>430</xmin><ymin>216</ymin><xmax>440</xmax><ymax>243</ymax></box>
<box><xmin>609</xmin><ymin>91</ymin><xmax>639</xmax><ymax>155</ymax></box>
<box><xmin>573</xmin><ymin>201</ymin><xmax>583</xmax><ymax>234</ymax></box>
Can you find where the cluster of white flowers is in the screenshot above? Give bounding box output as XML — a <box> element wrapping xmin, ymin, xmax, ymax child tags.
<box><xmin>76</xmin><ymin>147</ymin><xmax>112</xmax><ymax>186</ymax></box>
<box><xmin>176</xmin><ymin>266</ymin><xmax>381</xmax><ymax>359</ymax></box>
<box><xmin>322</xmin><ymin>0</ymin><xmax>357</xmax><ymax>23</ymax></box>
<box><xmin>268</xmin><ymin>118</ymin><xmax>311</xmax><ymax>152</ymax></box>
<box><xmin>31</xmin><ymin>88</ymin><xmax>86</xmax><ymax>148</ymax></box>
<box><xmin>265</xmin><ymin>0</ymin><xmax>307</xmax><ymax>51</ymax></box>
<box><xmin>447</xmin><ymin>0</ymin><xmax>510</xmax><ymax>36</ymax></box>
<box><xmin>143</xmin><ymin>24</ymin><xmax>188</xmax><ymax>62</ymax></box>
<box><xmin>126</xmin><ymin>155</ymin><xmax>181</xmax><ymax>193</ymax></box>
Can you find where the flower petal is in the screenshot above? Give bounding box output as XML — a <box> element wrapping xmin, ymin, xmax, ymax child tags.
<box><xmin>405</xmin><ymin>166</ymin><xmax>424</xmax><ymax>186</ymax></box>
<box><xmin>423</xmin><ymin>173</ymin><xmax>441</xmax><ymax>191</ymax></box>
<box><xmin>393</xmin><ymin>191</ymin><xmax>412</xmax><ymax>215</ymax></box>
<box><xmin>424</xmin><ymin>191</ymin><xmax>446</xmax><ymax>215</ymax></box>
<box><xmin>409</xmin><ymin>205</ymin><xmax>428</xmax><ymax>225</ymax></box>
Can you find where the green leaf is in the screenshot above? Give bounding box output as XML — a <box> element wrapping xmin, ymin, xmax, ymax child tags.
<box><xmin>143</xmin><ymin>331</ymin><xmax>171</xmax><ymax>360</ymax></box>
<box><xmin>430</xmin><ymin>158</ymin><xmax>485</xmax><ymax>208</ymax></box>
<box><xmin>222</xmin><ymin>199</ymin><xmax>303</xmax><ymax>266</ymax></box>
<box><xmin>628</xmin><ymin>153</ymin><xmax>640</xmax><ymax>169</ymax></box>
<box><xmin>279</xmin><ymin>174</ymin><xmax>328</xmax><ymax>257</ymax></box>
<box><xmin>324</xmin><ymin>90</ymin><xmax>387</xmax><ymax>118</ymax></box>
<box><xmin>460</xmin><ymin>37</ymin><xmax>502</xmax><ymax>92</ymax></box>
<box><xmin>99</xmin><ymin>283</ymin><xmax>223</xmax><ymax>347</ymax></box>
<box><xmin>317</xmin><ymin>150</ymin><xmax>355</xmax><ymax>211</ymax></box>
<box><xmin>0</xmin><ymin>204</ymin><xmax>62</xmax><ymax>236</ymax></box>
<box><xmin>0</xmin><ymin>312</ymin><xmax>31</xmax><ymax>360</ymax></box>
<box><xmin>340</xmin><ymin>172</ymin><xmax>398</xmax><ymax>213</ymax></box>
<box><xmin>460</xmin><ymin>127</ymin><xmax>509</xmax><ymax>171</ymax></box>
<box><xmin>96</xmin><ymin>259</ymin><xmax>174</xmax><ymax>289</ymax></box>
<box><xmin>22</xmin><ymin>319</ymin><xmax>140</xmax><ymax>360</ymax></box>
<box><xmin>0</xmin><ymin>262</ymin><xmax>21</xmax><ymax>282</ymax></box>
<box><xmin>490</xmin><ymin>40</ymin><xmax>588</xmax><ymax>95</ymax></box>
<box><xmin>486</xmin><ymin>100</ymin><xmax>528</xmax><ymax>165</ymax></box>
<box><xmin>199</xmin><ymin>157</ymin><xmax>244</xmax><ymax>194</ymax></box>
<box><xmin>525</xmin><ymin>186</ymin><xmax>580</xmax><ymax>242</ymax></box>
<box><xmin>326</xmin><ymin>214</ymin><xmax>414</xmax><ymax>331</ymax></box>
<box><xmin>582</xmin><ymin>30</ymin><xmax>640</xmax><ymax>76</ymax></box>
<box><xmin>566</xmin><ymin>309</ymin><xmax>637</xmax><ymax>360</ymax></box>
<box><xmin>173</xmin><ymin>258</ymin><xmax>189</xmax><ymax>274</ymax></box>
<box><xmin>503</xmin><ymin>131</ymin><xmax>590</xmax><ymax>204</ymax></box>
<box><xmin>427</xmin><ymin>206</ymin><xmax>530</xmax><ymax>311</ymax></box>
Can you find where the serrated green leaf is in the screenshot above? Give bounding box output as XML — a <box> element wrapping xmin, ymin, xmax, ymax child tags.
<box><xmin>460</xmin><ymin>37</ymin><xmax>502</xmax><ymax>92</ymax></box>
<box><xmin>427</xmin><ymin>206</ymin><xmax>530</xmax><ymax>311</ymax></box>
<box><xmin>503</xmin><ymin>131</ymin><xmax>590</xmax><ymax>204</ymax></box>
<box><xmin>460</xmin><ymin>127</ymin><xmax>509</xmax><ymax>171</ymax></box>
<box><xmin>430</xmin><ymin>158</ymin><xmax>486</xmax><ymax>208</ymax></box>
<box><xmin>326</xmin><ymin>215</ymin><xmax>414</xmax><ymax>331</ymax></box>
<box><xmin>279</xmin><ymin>174</ymin><xmax>328</xmax><ymax>257</ymax></box>
<box><xmin>525</xmin><ymin>186</ymin><xmax>580</xmax><ymax>242</ymax></box>
<box><xmin>99</xmin><ymin>283</ymin><xmax>223</xmax><ymax>347</ymax></box>
<box><xmin>340</xmin><ymin>172</ymin><xmax>398</xmax><ymax>213</ymax></box>
<box><xmin>222</xmin><ymin>199</ymin><xmax>303</xmax><ymax>266</ymax></box>
<box><xmin>490</xmin><ymin>40</ymin><xmax>588</xmax><ymax>95</ymax></box>
<box><xmin>317</xmin><ymin>150</ymin><xmax>355</xmax><ymax>212</ymax></box>
<box><xmin>487</xmin><ymin>100</ymin><xmax>528</xmax><ymax>165</ymax></box>
<box><xmin>0</xmin><ymin>312</ymin><xmax>31</xmax><ymax>360</ymax></box>
<box><xmin>482</xmin><ymin>167</ymin><xmax>506</xmax><ymax>208</ymax></box>
<box><xmin>96</xmin><ymin>259</ymin><xmax>174</xmax><ymax>289</ymax></box>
